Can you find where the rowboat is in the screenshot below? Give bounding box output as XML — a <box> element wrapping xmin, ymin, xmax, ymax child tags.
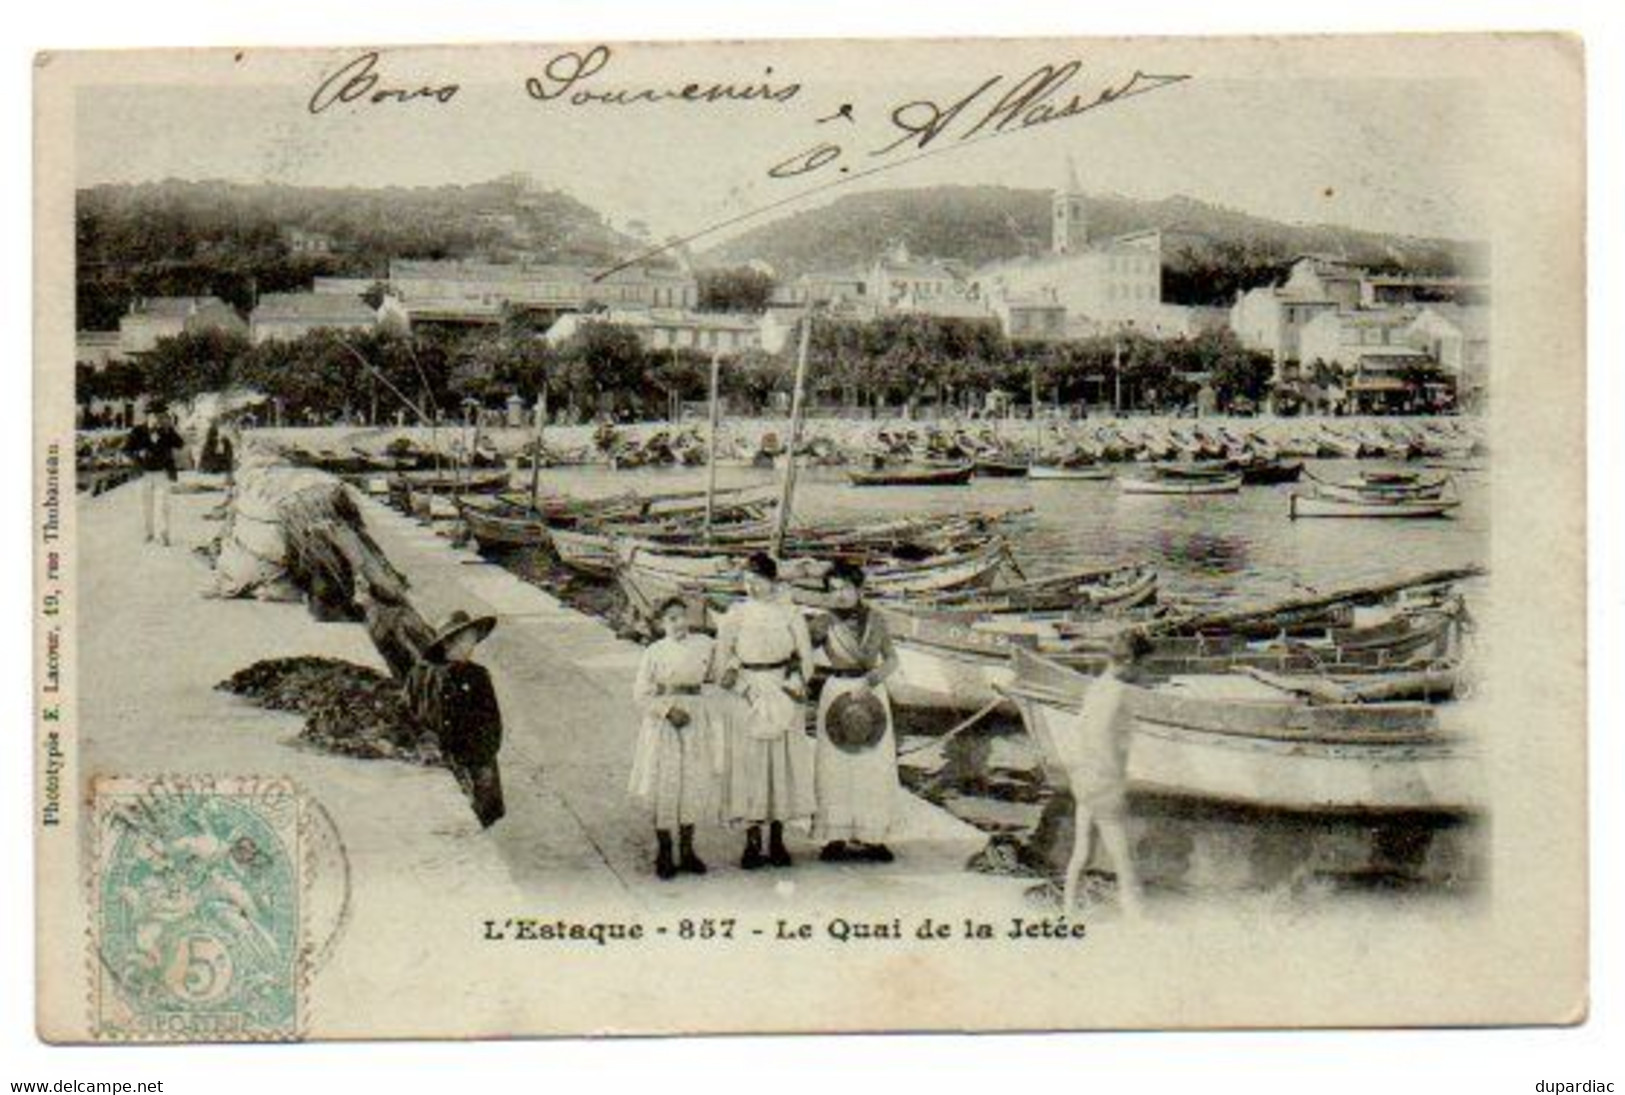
<box><xmin>917</xmin><ymin>563</ymin><xmax>1157</xmax><ymax>616</ymax></box>
<box><xmin>1000</xmin><ymin>648</ymin><xmax>1480</xmax><ymax>813</ymax></box>
<box><xmin>1232</xmin><ymin>458</ymin><xmax>1304</xmax><ymax>485</ymax></box>
<box><xmin>1305</xmin><ymin>470</ymin><xmax>1450</xmax><ymax>502</ymax></box>
<box><xmin>1028</xmin><ymin>463</ymin><xmax>1113</xmax><ymax>482</ymax></box>
<box><xmin>876</xmin><ymin>599</ymin><xmax>1462</xmax><ymax>714</ymax></box>
<box><xmin>615</xmin><ymin>538</ymin><xmax>1010</xmax><ymax>630</ymax></box>
<box><xmin>1289</xmin><ymin>493</ymin><xmax>1460</xmax><ymax>519</ymax></box>
<box><xmin>848</xmin><ymin>462</ymin><xmax>974</xmax><ymax>487</ymax></box>
<box><xmin>457</xmin><ymin>495</ymin><xmax>551</xmax><ymax>549</ymax></box>
<box><xmin>1119</xmin><ymin>472</ymin><xmax>1242</xmax><ymax>495</ymax></box>
<box><xmin>972</xmin><ymin>458</ymin><xmax>1031</xmax><ymax>479</ymax></box>
<box><xmin>547</xmin><ymin>506</ymin><xmax>778</xmax><ymax>576</ymax></box>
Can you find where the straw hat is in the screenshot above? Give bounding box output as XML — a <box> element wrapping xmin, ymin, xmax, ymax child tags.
<box><xmin>425</xmin><ymin>610</ymin><xmax>497</xmax><ymax>659</ymax></box>
<box><xmin>825</xmin><ymin>688</ymin><xmax>887</xmax><ymax>752</ymax></box>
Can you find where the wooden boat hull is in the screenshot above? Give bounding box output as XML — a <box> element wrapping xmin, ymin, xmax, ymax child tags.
<box><xmin>973</xmin><ymin>459</ymin><xmax>1030</xmax><ymax>478</ymax></box>
<box><xmin>1029</xmin><ymin>464</ymin><xmax>1113</xmax><ymax>481</ymax></box>
<box><xmin>1003</xmin><ymin>651</ymin><xmax>1480</xmax><ymax>813</ymax></box>
<box><xmin>457</xmin><ymin>499</ymin><xmax>551</xmax><ymax>549</ymax></box>
<box><xmin>549</xmin><ymin>526</ymin><xmax>620</xmax><ymax>575</ymax></box>
<box><xmin>1290</xmin><ymin>493</ymin><xmax>1460</xmax><ymax>519</ymax></box>
<box><xmin>617</xmin><ymin>540</ymin><xmax>1009</xmax><ymax>630</ymax></box>
<box><xmin>1235</xmin><ymin>460</ymin><xmax>1304</xmax><ymax>485</ymax></box>
<box><xmin>849</xmin><ymin>463</ymin><xmax>974</xmax><ymax>487</ymax></box>
<box><xmin>1120</xmin><ymin>473</ymin><xmax>1242</xmax><ymax>495</ymax></box>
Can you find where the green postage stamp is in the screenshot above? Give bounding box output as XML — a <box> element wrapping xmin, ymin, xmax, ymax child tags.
<box><xmin>90</xmin><ymin>776</ymin><xmax>304</xmax><ymax>1041</ymax></box>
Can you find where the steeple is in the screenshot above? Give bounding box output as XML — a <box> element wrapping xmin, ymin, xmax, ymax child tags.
<box><xmin>1053</xmin><ymin>154</ymin><xmax>1087</xmax><ymax>255</ymax></box>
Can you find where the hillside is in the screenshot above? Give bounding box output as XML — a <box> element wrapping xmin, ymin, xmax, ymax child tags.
<box><xmin>76</xmin><ymin>177</ymin><xmax>640</xmax><ymax>329</ymax></box>
<box><xmin>701</xmin><ymin>186</ymin><xmax>1487</xmax><ymax>306</ymax></box>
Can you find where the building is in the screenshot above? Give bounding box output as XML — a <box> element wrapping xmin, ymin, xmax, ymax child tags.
<box><xmin>283</xmin><ymin>227</ymin><xmax>337</xmax><ymax>257</ymax></box>
<box><xmin>972</xmin><ymin>162</ymin><xmax>1165</xmax><ymax>331</ymax></box>
<box><xmin>991</xmin><ymin>291</ymin><xmax>1067</xmax><ymax>341</ymax></box>
<box><xmin>118</xmin><ymin>296</ymin><xmax>246</xmax><ymax>355</ymax></box>
<box><xmin>312</xmin><ymin>276</ymin><xmax>379</xmax><ymax>297</ymax></box>
<box><xmin>864</xmin><ymin>243</ymin><xmax>966</xmax><ymax>310</ymax></box>
<box><xmin>1297</xmin><ymin>308</ymin><xmax>1441</xmax><ymax>412</ymax></box>
<box><xmin>75</xmin><ymin>331</ymin><xmax>126</xmax><ymax>369</ymax></box>
<box><xmin>546</xmin><ymin>309</ymin><xmax>763</xmax><ymax>357</ymax></box>
<box><xmin>1404</xmin><ymin>304</ymin><xmax>1491</xmax><ymax>406</ymax></box>
<box><xmin>1361</xmin><ymin>272</ymin><xmax>1489</xmax><ymax>308</ymax></box>
<box><xmin>249</xmin><ymin>292</ymin><xmax>380</xmax><ymax>345</ymax></box>
<box><xmin>385</xmin><ymin>258</ymin><xmax>698</xmax><ymax>322</ymax></box>
<box><xmin>774</xmin><ymin>270</ymin><xmax>871</xmax><ymax>307</ymax></box>
<box><xmin>1229</xmin><ymin>285</ymin><xmax>1340</xmax><ymax>366</ymax></box>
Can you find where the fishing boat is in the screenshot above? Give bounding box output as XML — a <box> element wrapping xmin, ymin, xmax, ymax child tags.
<box><xmin>1231</xmin><ymin>458</ymin><xmax>1304</xmax><ymax>485</ymax></box>
<box><xmin>878</xmin><ymin>600</ymin><xmax>1460</xmax><ymax>714</ymax></box>
<box><xmin>615</xmin><ymin>537</ymin><xmax>1010</xmax><ymax>629</ymax></box>
<box><xmin>1028</xmin><ymin>463</ymin><xmax>1113</xmax><ymax>482</ymax></box>
<box><xmin>916</xmin><ymin>563</ymin><xmax>1158</xmax><ymax>616</ymax></box>
<box><xmin>1306</xmin><ymin>469</ymin><xmax>1450</xmax><ymax>501</ymax></box>
<box><xmin>972</xmin><ymin>457</ymin><xmax>1031</xmax><ymax>479</ymax></box>
<box><xmin>999</xmin><ymin>648</ymin><xmax>1480</xmax><ymax>813</ymax></box>
<box><xmin>457</xmin><ymin>495</ymin><xmax>552</xmax><ymax>550</ymax></box>
<box><xmin>848</xmin><ymin>462</ymin><xmax>975</xmax><ymax>487</ymax></box>
<box><xmin>1119</xmin><ymin>472</ymin><xmax>1242</xmax><ymax>495</ymax></box>
<box><xmin>1289</xmin><ymin>493</ymin><xmax>1460</xmax><ymax>519</ymax></box>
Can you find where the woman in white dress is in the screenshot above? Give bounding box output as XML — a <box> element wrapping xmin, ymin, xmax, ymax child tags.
<box><xmin>712</xmin><ymin>553</ymin><xmax>816</xmax><ymax>869</ymax></box>
<box><xmin>813</xmin><ymin>561</ymin><xmax>902</xmax><ymax>863</ymax></box>
<box><xmin>630</xmin><ymin>597</ymin><xmax>722</xmax><ymax>879</ymax></box>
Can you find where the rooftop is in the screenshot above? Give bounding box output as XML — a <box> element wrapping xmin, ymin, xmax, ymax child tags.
<box><xmin>252</xmin><ymin>292</ymin><xmax>378</xmax><ymax>324</ymax></box>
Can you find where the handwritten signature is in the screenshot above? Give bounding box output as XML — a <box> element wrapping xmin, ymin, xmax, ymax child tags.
<box><xmin>767</xmin><ymin>61</ymin><xmax>1191</xmax><ymax>180</ymax></box>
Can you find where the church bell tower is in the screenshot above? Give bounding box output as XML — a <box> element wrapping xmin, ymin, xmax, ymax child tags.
<box><xmin>1053</xmin><ymin>155</ymin><xmax>1087</xmax><ymax>255</ymax></box>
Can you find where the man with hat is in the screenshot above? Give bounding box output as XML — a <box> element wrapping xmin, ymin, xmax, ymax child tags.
<box><xmin>406</xmin><ymin>609</ymin><xmax>506</xmax><ymax>828</ymax></box>
<box><xmin>812</xmin><ymin>560</ymin><xmax>901</xmax><ymax>863</ymax></box>
<box><xmin>124</xmin><ymin>403</ymin><xmax>185</xmax><ymax>545</ymax></box>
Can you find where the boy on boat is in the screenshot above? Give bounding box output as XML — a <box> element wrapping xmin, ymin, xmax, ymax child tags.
<box><xmin>406</xmin><ymin>610</ymin><xmax>507</xmax><ymax>829</ymax></box>
<box><xmin>713</xmin><ymin>553</ymin><xmax>816</xmax><ymax>870</ymax></box>
<box><xmin>630</xmin><ymin>597</ymin><xmax>722</xmax><ymax>880</ymax></box>
<box><xmin>813</xmin><ymin>561</ymin><xmax>902</xmax><ymax>864</ymax></box>
<box><xmin>1060</xmin><ymin>631</ymin><xmax>1151</xmax><ymax>918</ymax></box>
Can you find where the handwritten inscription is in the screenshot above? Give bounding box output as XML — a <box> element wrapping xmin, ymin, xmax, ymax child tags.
<box><xmin>769</xmin><ymin>62</ymin><xmax>1191</xmax><ymax>179</ymax></box>
<box><xmin>523</xmin><ymin>44</ymin><xmax>800</xmax><ymax>106</ymax></box>
<box><xmin>308</xmin><ymin>51</ymin><xmax>460</xmax><ymax>115</ymax></box>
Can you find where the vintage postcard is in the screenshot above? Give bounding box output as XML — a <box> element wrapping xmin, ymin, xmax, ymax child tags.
<box><xmin>33</xmin><ymin>34</ymin><xmax>1586</xmax><ymax>1040</ymax></box>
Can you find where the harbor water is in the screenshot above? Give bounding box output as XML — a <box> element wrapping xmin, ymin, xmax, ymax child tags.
<box><xmin>513</xmin><ymin>458</ymin><xmax>1488</xmax><ymax>606</ymax></box>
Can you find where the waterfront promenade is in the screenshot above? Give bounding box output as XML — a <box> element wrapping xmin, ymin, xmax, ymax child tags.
<box><xmin>77</xmin><ymin>479</ymin><xmax>1018</xmax><ymax>920</ymax></box>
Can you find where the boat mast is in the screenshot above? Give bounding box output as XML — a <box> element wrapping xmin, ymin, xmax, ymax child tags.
<box><xmin>703</xmin><ymin>349</ymin><xmax>721</xmax><ymax>542</ymax></box>
<box><xmin>529</xmin><ymin>385</ymin><xmax>546</xmax><ymax>512</ymax></box>
<box><xmin>772</xmin><ymin>309</ymin><xmax>814</xmax><ymax>556</ymax></box>
<box><xmin>1030</xmin><ymin>357</ymin><xmax>1041</xmax><ymax>465</ymax></box>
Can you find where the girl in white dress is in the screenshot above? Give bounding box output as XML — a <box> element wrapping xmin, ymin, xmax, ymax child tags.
<box><xmin>630</xmin><ymin>597</ymin><xmax>722</xmax><ymax>879</ymax></box>
<box><xmin>712</xmin><ymin>553</ymin><xmax>816</xmax><ymax>869</ymax></box>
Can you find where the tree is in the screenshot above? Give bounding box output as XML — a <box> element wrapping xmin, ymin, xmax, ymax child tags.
<box><xmin>554</xmin><ymin>321</ymin><xmax>650</xmax><ymax>418</ymax></box>
<box><xmin>138</xmin><ymin>328</ymin><xmax>251</xmax><ymax>405</ymax></box>
<box><xmin>696</xmin><ymin>266</ymin><xmax>776</xmax><ymax>314</ymax></box>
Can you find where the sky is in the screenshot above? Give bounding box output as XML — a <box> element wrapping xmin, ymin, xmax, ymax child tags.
<box><xmin>71</xmin><ymin>39</ymin><xmax>1493</xmax><ymax>249</ymax></box>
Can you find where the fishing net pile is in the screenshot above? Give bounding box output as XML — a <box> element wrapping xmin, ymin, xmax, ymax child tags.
<box><xmin>208</xmin><ymin>441</ymin><xmax>414</xmax><ymax>621</ymax></box>
<box><xmin>217</xmin><ymin>656</ymin><xmax>443</xmax><ymax>765</ymax></box>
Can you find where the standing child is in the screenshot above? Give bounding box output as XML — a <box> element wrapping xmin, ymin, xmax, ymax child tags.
<box><xmin>407</xmin><ymin>610</ymin><xmax>506</xmax><ymax>829</ymax></box>
<box><xmin>713</xmin><ymin>553</ymin><xmax>816</xmax><ymax>870</ymax></box>
<box><xmin>1059</xmin><ymin>631</ymin><xmax>1151</xmax><ymax>918</ymax></box>
<box><xmin>630</xmin><ymin>597</ymin><xmax>721</xmax><ymax>880</ymax></box>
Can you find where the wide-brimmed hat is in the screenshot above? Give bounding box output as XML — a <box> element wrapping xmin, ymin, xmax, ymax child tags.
<box><xmin>825</xmin><ymin>688</ymin><xmax>888</xmax><ymax>753</ymax></box>
<box><xmin>425</xmin><ymin>610</ymin><xmax>497</xmax><ymax>659</ymax></box>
